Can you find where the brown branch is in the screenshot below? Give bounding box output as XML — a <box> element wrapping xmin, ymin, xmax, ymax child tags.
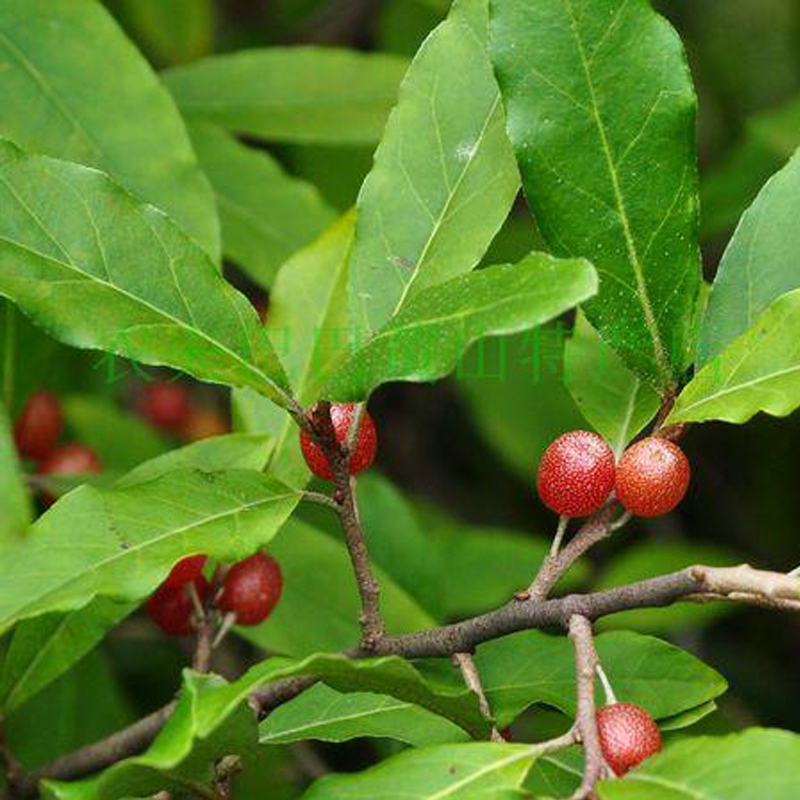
<box><xmin>452</xmin><ymin>653</ymin><xmax>503</xmax><ymax>742</ymax></box>
<box><xmin>310</xmin><ymin>402</ymin><xmax>384</xmax><ymax>648</ymax></box>
<box><xmin>18</xmin><ymin>564</ymin><xmax>799</xmax><ymax>793</ymax></box>
<box><xmin>568</xmin><ymin>615</ymin><xmax>609</xmax><ymax>800</ymax></box>
<box><xmin>20</xmin><ymin>702</ymin><xmax>176</xmax><ymax>793</ymax></box>
<box><xmin>372</xmin><ymin>564</ymin><xmax>800</xmax><ymax>658</ymax></box>
<box><xmin>529</xmin><ymin>503</ymin><xmax>620</xmax><ymax>600</ymax></box>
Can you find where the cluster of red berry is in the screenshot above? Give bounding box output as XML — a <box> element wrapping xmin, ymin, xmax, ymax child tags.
<box><xmin>147</xmin><ymin>552</ymin><xmax>283</xmax><ymax>636</ymax></box>
<box><xmin>538</xmin><ymin>430</ymin><xmax>690</xmax><ymax>519</ymax></box>
<box><xmin>137</xmin><ymin>381</ymin><xmax>228</xmax><ymax>442</ymax></box>
<box><xmin>14</xmin><ymin>392</ymin><xmax>102</xmax><ymax>503</ymax></box>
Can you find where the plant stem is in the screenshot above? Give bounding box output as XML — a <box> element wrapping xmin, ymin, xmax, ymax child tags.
<box><xmin>568</xmin><ymin>615</ymin><xmax>609</xmax><ymax>799</ymax></box>
<box><xmin>550</xmin><ymin>515</ymin><xmax>570</xmax><ymax>557</ymax></box>
<box><xmin>453</xmin><ymin>652</ymin><xmax>502</xmax><ymax>742</ymax></box>
<box><xmin>596</xmin><ymin>664</ymin><xmax>617</xmax><ymax>705</ymax></box>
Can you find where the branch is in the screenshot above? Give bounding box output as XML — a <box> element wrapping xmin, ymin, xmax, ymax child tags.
<box><xmin>20</xmin><ymin>703</ymin><xmax>176</xmax><ymax>793</ymax></box>
<box><xmin>372</xmin><ymin>564</ymin><xmax>800</xmax><ymax>658</ymax></box>
<box><xmin>310</xmin><ymin>402</ymin><xmax>384</xmax><ymax>648</ymax></box>
<box><xmin>568</xmin><ymin>615</ymin><xmax>609</xmax><ymax>799</ymax></box>
<box><xmin>527</xmin><ymin>503</ymin><xmax>620</xmax><ymax>600</ymax></box>
<box><xmin>19</xmin><ymin>564</ymin><xmax>799</xmax><ymax>793</ymax></box>
<box><xmin>452</xmin><ymin>653</ymin><xmax>503</xmax><ymax>742</ymax></box>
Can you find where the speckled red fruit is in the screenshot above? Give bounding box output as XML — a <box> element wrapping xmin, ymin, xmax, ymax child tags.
<box><xmin>537</xmin><ymin>431</ymin><xmax>616</xmax><ymax>517</ymax></box>
<box><xmin>14</xmin><ymin>392</ymin><xmax>63</xmax><ymax>461</ymax></box>
<box><xmin>615</xmin><ymin>437</ymin><xmax>690</xmax><ymax>517</ymax></box>
<box><xmin>164</xmin><ymin>555</ymin><xmax>207</xmax><ymax>587</ymax></box>
<box><xmin>596</xmin><ymin>702</ymin><xmax>662</xmax><ymax>775</ymax></box>
<box><xmin>217</xmin><ymin>553</ymin><xmax>283</xmax><ymax>626</ymax></box>
<box><xmin>138</xmin><ymin>382</ymin><xmax>191</xmax><ymax>432</ymax></box>
<box><xmin>147</xmin><ymin>574</ymin><xmax>209</xmax><ymax>636</ymax></box>
<box><xmin>299</xmin><ymin>404</ymin><xmax>377</xmax><ymax>481</ymax></box>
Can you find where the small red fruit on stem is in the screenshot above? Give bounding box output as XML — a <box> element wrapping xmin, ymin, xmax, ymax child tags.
<box><xmin>615</xmin><ymin>436</ymin><xmax>690</xmax><ymax>517</ymax></box>
<box><xmin>164</xmin><ymin>555</ymin><xmax>207</xmax><ymax>587</ymax></box>
<box><xmin>537</xmin><ymin>431</ymin><xmax>616</xmax><ymax>517</ymax></box>
<box><xmin>14</xmin><ymin>392</ymin><xmax>63</xmax><ymax>461</ymax></box>
<box><xmin>596</xmin><ymin>702</ymin><xmax>662</xmax><ymax>775</ymax></box>
<box><xmin>147</xmin><ymin>574</ymin><xmax>209</xmax><ymax>636</ymax></box>
<box><xmin>138</xmin><ymin>382</ymin><xmax>191</xmax><ymax>433</ymax></box>
<box><xmin>217</xmin><ymin>553</ymin><xmax>283</xmax><ymax>626</ymax></box>
<box><xmin>299</xmin><ymin>403</ymin><xmax>377</xmax><ymax>481</ymax></box>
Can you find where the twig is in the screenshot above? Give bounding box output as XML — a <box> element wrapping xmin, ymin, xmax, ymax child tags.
<box><xmin>568</xmin><ymin>615</ymin><xmax>610</xmax><ymax>799</ymax></box>
<box><xmin>528</xmin><ymin>503</ymin><xmax>619</xmax><ymax>600</ymax></box>
<box><xmin>290</xmin><ymin>742</ymin><xmax>329</xmax><ymax>780</ymax></box>
<box><xmin>452</xmin><ymin>653</ymin><xmax>503</xmax><ymax>742</ymax></box>
<box><xmin>787</xmin><ymin>565</ymin><xmax>800</xmax><ymax>578</ymax></box>
<box><xmin>21</xmin><ymin>703</ymin><xmax>176</xmax><ymax>792</ymax></box>
<box><xmin>301</xmin><ymin>491</ymin><xmax>341</xmax><ymax>511</ymax></box>
<box><xmin>310</xmin><ymin>402</ymin><xmax>384</xmax><ymax>648</ymax></box>
<box><xmin>19</xmin><ymin>563</ymin><xmax>800</xmax><ymax>791</ymax></box>
<box><xmin>551</xmin><ymin>515</ymin><xmax>570</xmax><ymax>557</ymax></box>
<box><xmin>596</xmin><ymin>664</ymin><xmax>617</xmax><ymax>705</ymax></box>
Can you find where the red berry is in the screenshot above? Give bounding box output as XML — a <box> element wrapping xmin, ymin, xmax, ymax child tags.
<box><xmin>14</xmin><ymin>392</ymin><xmax>63</xmax><ymax>461</ymax></box>
<box><xmin>37</xmin><ymin>443</ymin><xmax>103</xmax><ymax>506</ymax></box>
<box><xmin>615</xmin><ymin>437</ymin><xmax>690</xmax><ymax>517</ymax></box>
<box><xmin>217</xmin><ymin>553</ymin><xmax>283</xmax><ymax>626</ymax></box>
<box><xmin>164</xmin><ymin>555</ymin><xmax>207</xmax><ymax>587</ymax></box>
<box><xmin>537</xmin><ymin>431</ymin><xmax>616</xmax><ymax>517</ymax></box>
<box><xmin>147</xmin><ymin>575</ymin><xmax>209</xmax><ymax>636</ymax></box>
<box><xmin>596</xmin><ymin>702</ymin><xmax>662</xmax><ymax>775</ymax></box>
<box><xmin>138</xmin><ymin>382</ymin><xmax>191</xmax><ymax>432</ymax></box>
<box><xmin>38</xmin><ymin>443</ymin><xmax>102</xmax><ymax>476</ymax></box>
<box><xmin>299</xmin><ymin>404</ymin><xmax>377</xmax><ymax>481</ymax></box>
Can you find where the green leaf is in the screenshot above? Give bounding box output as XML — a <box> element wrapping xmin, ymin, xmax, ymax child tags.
<box><xmin>105</xmin><ymin>0</ymin><xmax>216</xmax><ymax>67</ymax></box>
<box><xmin>239</xmin><ymin>519</ymin><xmax>435</xmax><ymax>656</ymax></box>
<box><xmin>593</xmin><ymin>541</ymin><xmax>740</xmax><ymax>633</ymax></box>
<box><xmin>670</xmin><ymin>289</ymin><xmax>800</xmax><ymax>425</ymax></box>
<box><xmin>457</xmin><ymin>326</ymin><xmax>587</xmax><ymax>480</ymax></box>
<box><xmin>233</xmin><ymin>212</ymin><xmax>355</xmax><ymax>488</ymax></box>
<box><xmin>564</xmin><ymin>314</ymin><xmax>659</xmax><ymax>455</ymax></box>
<box><xmin>0</xmin><ymin>469</ymin><xmax>299</xmax><ymax>634</ymax></box>
<box><xmin>116</xmin><ymin>433</ymin><xmax>274</xmax><ymax>488</ymax></box>
<box><xmin>0</xmin><ymin>140</ymin><xmax>292</xmax><ymax>408</ymax></box>
<box><xmin>598</xmin><ymin>728</ymin><xmax>800</xmax><ymax>799</ymax></box>
<box><xmin>420</xmin><ymin>505</ymin><xmax>586</xmax><ymax>618</ymax></box>
<box><xmin>62</xmin><ymin>395</ymin><xmax>169</xmax><ymax>472</ymax></box>
<box><xmin>658</xmin><ymin>700</ymin><xmax>717</xmax><ymax>732</ymax></box>
<box><xmin>260</xmin><ymin>683</ymin><xmax>468</xmax><ymax>747</ymax></box>
<box><xmin>251</xmin><ymin>653</ymin><xmax>488</xmax><ymax>739</ymax></box>
<box><xmin>490</xmin><ymin>0</ymin><xmax>702</xmax><ymax>388</ymax></box>
<box><xmin>348</xmin><ymin>0</ymin><xmax>520</xmax><ymax>339</ymax></box>
<box><xmin>43</xmin><ymin>670</ymin><xmax>258</xmax><ymax>800</ymax></box>
<box><xmin>164</xmin><ymin>47</ymin><xmax>409</xmax><ymax>145</ymax></box>
<box><xmin>0</xmin><ymin>598</ymin><xmax>133</xmax><ymax>714</ymax></box>
<box><xmin>8</xmin><ymin>648</ymin><xmax>135</xmax><ymax>772</ymax></box>
<box><xmin>0</xmin><ymin>399</ymin><xmax>31</xmax><ymax>544</ymax></box>
<box><xmin>701</xmin><ymin>95</ymin><xmax>800</xmax><ymax>239</ymax></box>
<box><xmin>356</xmin><ymin>473</ymin><xmax>445</xmax><ymax>619</ymax></box>
<box><xmin>474</xmin><ymin>630</ymin><xmax>727</xmax><ymax>728</ymax></box>
<box><xmin>187</xmin><ymin>122</ymin><xmax>336</xmax><ymax>289</ymax></box>
<box><xmin>300</xmin><ymin>742</ymin><xmax>542</xmax><ymax>799</ymax></box>
<box><xmin>698</xmin><ymin>148</ymin><xmax>800</xmax><ymax>366</ymax></box>
<box><xmin>0</xmin><ymin>0</ymin><xmax>218</xmax><ymax>259</ymax></box>
<box><xmin>327</xmin><ymin>253</ymin><xmax>598</xmax><ymax>401</ymax></box>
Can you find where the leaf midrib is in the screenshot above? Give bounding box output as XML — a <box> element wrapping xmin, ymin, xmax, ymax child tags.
<box><xmin>563</xmin><ymin>0</ymin><xmax>670</xmax><ymax>387</ymax></box>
